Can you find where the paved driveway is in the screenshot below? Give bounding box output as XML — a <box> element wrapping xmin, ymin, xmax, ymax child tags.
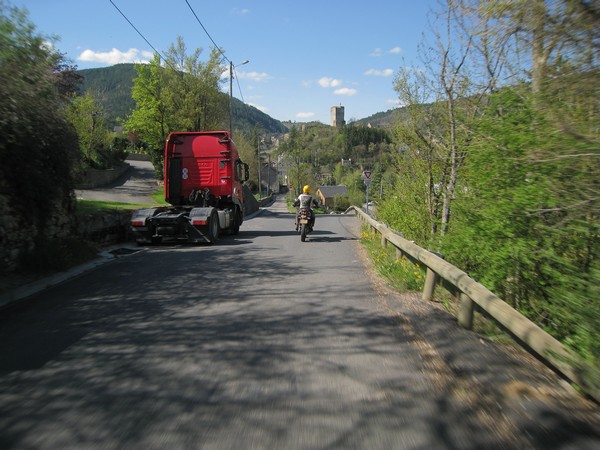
<box><xmin>75</xmin><ymin>159</ymin><xmax>158</xmax><ymax>204</ymax></box>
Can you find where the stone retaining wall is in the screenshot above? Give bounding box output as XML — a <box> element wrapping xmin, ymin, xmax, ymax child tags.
<box><xmin>0</xmin><ymin>180</ymin><xmax>74</xmax><ymax>272</ymax></box>
<box><xmin>2</xmin><ymin>184</ymin><xmax>269</xmax><ymax>273</ymax></box>
<box><xmin>74</xmin><ymin>163</ymin><xmax>130</xmax><ymax>189</ymax></box>
<box><xmin>76</xmin><ymin>211</ymin><xmax>133</xmax><ymax>246</ymax></box>
<box><xmin>79</xmin><ymin>190</ymin><xmax>269</xmax><ymax>247</ymax></box>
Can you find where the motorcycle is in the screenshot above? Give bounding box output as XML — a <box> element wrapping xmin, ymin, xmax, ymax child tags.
<box><xmin>295</xmin><ymin>207</ymin><xmax>314</xmax><ymax>242</ymax></box>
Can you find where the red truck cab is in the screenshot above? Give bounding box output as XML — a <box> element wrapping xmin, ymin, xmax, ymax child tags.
<box><xmin>164</xmin><ymin>131</ymin><xmax>246</xmax><ymax>208</ymax></box>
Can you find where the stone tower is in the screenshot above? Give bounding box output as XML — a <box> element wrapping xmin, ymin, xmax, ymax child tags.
<box><xmin>330</xmin><ymin>105</ymin><xmax>345</xmax><ymax>127</ymax></box>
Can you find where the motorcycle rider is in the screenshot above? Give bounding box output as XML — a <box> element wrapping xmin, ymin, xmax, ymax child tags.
<box><xmin>293</xmin><ymin>185</ymin><xmax>319</xmax><ymax>229</ymax></box>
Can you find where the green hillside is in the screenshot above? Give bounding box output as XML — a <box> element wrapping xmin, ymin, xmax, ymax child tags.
<box><xmin>77</xmin><ymin>64</ymin><xmax>137</xmax><ymax>127</ymax></box>
<box><xmin>353</xmin><ymin>107</ymin><xmax>408</xmax><ymax>129</ymax></box>
<box><xmin>77</xmin><ymin>63</ymin><xmax>287</xmax><ymax>135</ymax></box>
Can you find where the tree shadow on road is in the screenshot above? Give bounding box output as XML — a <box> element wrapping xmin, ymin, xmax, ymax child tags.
<box><xmin>0</xmin><ymin>217</ymin><xmax>598</xmax><ymax>449</ymax></box>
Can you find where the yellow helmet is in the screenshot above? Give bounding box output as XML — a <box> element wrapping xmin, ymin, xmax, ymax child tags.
<box><xmin>302</xmin><ymin>185</ymin><xmax>311</xmax><ymax>194</ymax></box>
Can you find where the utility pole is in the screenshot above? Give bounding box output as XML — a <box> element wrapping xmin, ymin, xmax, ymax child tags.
<box><xmin>362</xmin><ymin>170</ymin><xmax>372</xmax><ymax>214</ymax></box>
<box><xmin>229</xmin><ymin>61</ymin><xmax>233</xmax><ymax>135</ymax></box>
<box><xmin>257</xmin><ymin>135</ymin><xmax>261</xmax><ymax>199</ymax></box>
<box><xmin>296</xmin><ymin>155</ymin><xmax>300</xmax><ymax>197</ymax></box>
<box><xmin>267</xmin><ymin>153</ymin><xmax>271</xmax><ymax>195</ymax></box>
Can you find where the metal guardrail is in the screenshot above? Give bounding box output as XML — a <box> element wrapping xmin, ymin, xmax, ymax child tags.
<box><xmin>346</xmin><ymin>206</ymin><xmax>599</xmax><ymax>402</ymax></box>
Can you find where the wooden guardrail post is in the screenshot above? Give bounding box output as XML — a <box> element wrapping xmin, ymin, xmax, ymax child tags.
<box><xmin>422</xmin><ymin>268</ymin><xmax>438</xmax><ymax>301</ymax></box>
<box><xmin>458</xmin><ymin>292</ymin><xmax>475</xmax><ymax>330</ymax></box>
<box><xmin>395</xmin><ymin>248</ymin><xmax>403</xmax><ymax>260</ymax></box>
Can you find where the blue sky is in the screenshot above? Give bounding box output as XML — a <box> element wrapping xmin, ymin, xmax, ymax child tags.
<box><xmin>15</xmin><ymin>0</ymin><xmax>435</xmax><ymax>123</ymax></box>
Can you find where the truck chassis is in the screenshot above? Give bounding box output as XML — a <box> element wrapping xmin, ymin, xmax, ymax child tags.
<box><xmin>130</xmin><ymin>131</ymin><xmax>248</xmax><ymax>245</ymax></box>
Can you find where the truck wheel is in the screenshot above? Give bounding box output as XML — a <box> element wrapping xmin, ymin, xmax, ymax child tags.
<box><xmin>207</xmin><ymin>210</ymin><xmax>219</xmax><ymax>244</ymax></box>
<box><xmin>231</xmin><ymin>207</ymin><xmax>241</xmax><ymax>235</ymax></box>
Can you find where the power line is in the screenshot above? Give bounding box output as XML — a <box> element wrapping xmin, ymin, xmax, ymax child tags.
<box><xmin>184</xmin><ymin>0</ymin><xmax>229</xmax><ymax>64</ymax></box>
<box><xmin>109</xmin><ymin>0</ymin><xmax>247</xmax><ymax>108</ymax></box>
<box><xmin>108</xmin><ymin>0</ymin><xmax>179</xmax><ymax>73</ymax></box>
<box><xmin>184</xmin><ymin>0</ymin><xmax>247</xmax><ymax>103</ymax></box>
<box><xmin>233</xmin><ymin>67</ymin><xmax>245</xmax><ymax>103</ymax></box>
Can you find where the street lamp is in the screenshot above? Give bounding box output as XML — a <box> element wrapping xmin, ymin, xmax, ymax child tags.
<box><xmin>229</xmin><ymin>59</ymin><xmax>249</xmax><ymax>135</ymax></box>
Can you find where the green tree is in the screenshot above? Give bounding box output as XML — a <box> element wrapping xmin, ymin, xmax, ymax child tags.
<box><xmin>444</xmin><ymin>86</ymin><xmax>599</xmax><ymax>363</ymax></box>
<box><xmin>378</xmin><ymin>0</ymin><xmax>599</xmax><ymax>366</ymax></box>
<box><xmin>378</xmin><ymin>145</ymin><xmax>436</xmax><ymax>244</ymax></box>
<box><xmin>162</xmin><ymin>38</ymin><xmax>225</xmax><ymax>132</ymax></box>
<box><xmin>438</xmin><ymin>0</ymin><xmax>599</xmax><ymax>364</ymax></box>
<box><xmin>125</xmin><ymin>54</ymin><xmax>168</xmax><ymax>176</ymax></box>
<box><xmin>0</xmin><ymin>3</ymin><xmax>80</xmax><ymax>264</ymax></box>
<box><xmin>124</xmin><ymin>37</ymin><xmax>225</xmax><ymax>177</ymax></box>
<box><xmin>66</xmin><ymin>91</ymin><xmax>112</xmax><ymax>169</ymax></box>
<box><xmin>381</xmin><ymin>0</ymin><xmax>482</xmax><ymax>246</ymax></box>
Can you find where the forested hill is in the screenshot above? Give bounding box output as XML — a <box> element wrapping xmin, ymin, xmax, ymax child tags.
<box><xmin>353</xmin><ymin>107</ymin><xmax>408</xmax><ymax>129</ymax></box>
<box><xmin>77</xmin><ymin>63</ymin><xmax>287</xmax><ymax>135</ymax></box>
<box><xmin>78</xmin><ymin>64</ymin><xmax>136</xmax><ymax>127</ymax></box>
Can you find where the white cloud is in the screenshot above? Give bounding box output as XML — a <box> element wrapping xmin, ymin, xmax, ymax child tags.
<box><xmin>318</xmin><ymin>77</ymin><xmax>342</xmax><ymax>88</ymax></box>
<box><xmin>237</xmin><ymin>71</ymin><xmax>271</xmax><ymax>82</ymax></box>
<box><xmin>365</xmin><ymin>68</ymin><xmax>394</xmax><ymax>77</ymax></box>
<box><xmin>77</xmin><ymin>48</ymin><xmax>153</xmax><ymax>65</ymax></box>
<box><xmin>371</xmin><ymin>46</ymin><xmax>402</xmax><ymax>56</ymax></box>
<box><xmin>296</xmin><ymin>112</ymin><xmax>316</xmax><ymax>119</ymax></box>
<box><xmin>232</xmin><ymin>8</ymin><xmax>250</xmax><ymax>15</ymax></box>
<box><xmin>334</xmin><ymin>88</ymin><xmax>357</xmax><ymax>96</ymax></box>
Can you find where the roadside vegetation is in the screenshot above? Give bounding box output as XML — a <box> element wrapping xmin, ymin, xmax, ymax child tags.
<box><xmin>360</xmin><ymin>229</ymin><xmax>425</xmax><ymax>293</ymax></box>
<box><xmin>372</xmin><ymin>1</ymin><xmax>598</xmax><ymax>370</ymax></box>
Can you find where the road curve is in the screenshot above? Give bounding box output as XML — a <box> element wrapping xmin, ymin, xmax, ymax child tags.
<box><xmin>75</xmin><ymin>159</ymin><xmax>158</xmax><ymax>204</ymax></box>
<box><xmin>0</xmin><ymin>197</ymin><xmax>598</xmax><ymax>448</ymax></box>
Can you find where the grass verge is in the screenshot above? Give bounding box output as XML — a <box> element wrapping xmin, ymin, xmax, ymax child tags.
<box><xmin>76</xmin><ymin>189</ymin><xmax>167</xmax><ymax>216</ymax></box>
<box><xmin>359</xmin><ymin>227</ymin><xmax>425</xmax><ymax>292</ymax></box>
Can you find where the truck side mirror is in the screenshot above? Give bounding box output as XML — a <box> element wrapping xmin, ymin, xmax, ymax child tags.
<box><xmin>236</xmin><ymin>160</ymin><xmax>250</xmax><ymax>182</ymax></box>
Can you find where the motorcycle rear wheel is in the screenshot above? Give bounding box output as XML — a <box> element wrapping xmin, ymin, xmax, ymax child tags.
<box><xmin>300</xmin><ymin>223</ymin><xmax>307</xmax><ymax>242</ymax></box>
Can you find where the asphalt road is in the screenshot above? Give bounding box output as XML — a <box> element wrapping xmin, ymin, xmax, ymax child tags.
<box><xmin>0</xmin><ymin>198</ymin><xmax>598</xmax><ymax>449</ymax></box>
<box><xmin>75</xmin><ymin>159</ymin><xmax>158</xmax><ymax>204</ymax></box>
